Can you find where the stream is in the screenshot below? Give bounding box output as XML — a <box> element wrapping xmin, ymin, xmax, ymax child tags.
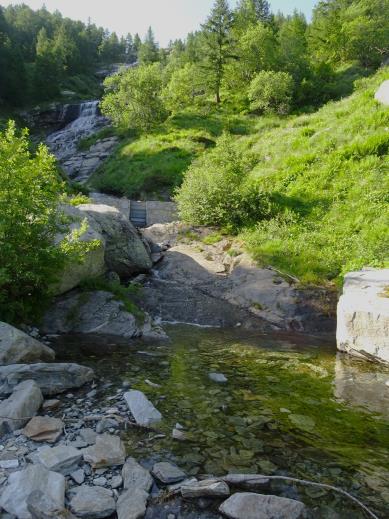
<box><xmin>53</xmin><ymin>325</ymin><xmax>389</xmax><ymax>518</ymax></box>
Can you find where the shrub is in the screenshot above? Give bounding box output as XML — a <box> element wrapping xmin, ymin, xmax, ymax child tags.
<box><xmin>248</xmin><ymin>70</ymin><xmax>294</xmax><ymax>115</ymax></box>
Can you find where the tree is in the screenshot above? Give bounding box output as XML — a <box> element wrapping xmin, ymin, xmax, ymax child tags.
<box><xmin>101</xmin><ymin>63</ymin><xmax>167</xmax><ymax>131</ymax></box>
<box><xmin>33</xmin><ymin>27</ymin><xmax>60</xmax><ymax>100</ymax></box>
<box><xmin>202</xmin><ymin>0</ymin><xmax>234</xmax><ymax>103</ymax></box>
<box><xmin>278</xmin><ymin>11</ymin><xmax>309</xmax><ymax>84</ymax></box>
<box><xmin>234</xmin><ymin>0</ymin><xmax>272</xmax><ymax>30</ymax></box>
<box><xmin>138</xmin><ymin>26</ymin><xmax>159</xmax><ymax>64</ymax></box>
<box><xmin>162</xmin><ymin>63</ymin><xmax>208</xmax><ymax>112</ymax></box>
<box><xmin>248</xmin><ymin>70</ymin><xmax>294</xmax><ymax>114</ymax></box>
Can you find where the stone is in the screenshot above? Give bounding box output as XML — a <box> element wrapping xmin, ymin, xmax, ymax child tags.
<box><xmin>70</xmin><ymin>468</ymin><xmax>85</xmax><ymax>485</ymax></box>
<box><xmin>181</xmin><ymin>479</ymin><xmax>230</xmax><ymax>498</ymax></box>
<box><xmin>93</xmin><ymin>476</ymin><xmax>108</xmax><ymax>486</ymax></box>
<box><xmin>337</xmin><ymin>269</ymin><xmax>389</xmax><ymax>363</ymax></box>
<box><xmin>0</xmin><ymin>363</ymin><xmax>94</xmax><ymax>396</ymax></box>
<box><xmin>27</xmin><ymin>490</ymin><xmax>76</xmax><ymax>519</ymax></box>
<box><xmin>0</xmin><ymin>322</ymin><xmax>55</xmax><ymax>365</ymax></box>
<box><xmin>375</xmin><ymin>80</ymin><xmax>389</xmax><ymax>106</ymax></box>
<box><xmin>110</xmin><ymin>475</ymin><xmax>123</xmax><ymax>489</ymax></box>
<box><xmin>208</xmin><ymin>372</ymin><xmax>228</xmax><ymax>383</ymax></box>
<box><xmin>172</xmin><ymin>428</ymin><xmax>187</xmax><ymax>441</ymax></box>
<box><xmin>219</xmin><ymin>492</ymin><xmax>307</xmax><ymax>519</ymax></box>
<box><xmin>0</xmin><ymin>459</ymin><xmax>18</xmax><ymax>469</ymax></box>
<box><xmin>221</xmin><ymin>474</ymin><xmax>270</xmax><ymax>491</ymax></box>
<box><xmin>42</xmin><ymin>399</ymin><xmax>60</xmax><ymax>411</ymax></box>
<box><xmin>34</xmin><ymin>445</ymin><xmax>83</xmax><ymax>475</ymax></box>
<box><xmin>83</xmin><ymin>433</ymin><xmax>126</xmax><ymax>468</ymax></box>
<box><xmin>69</xmin><ymin>485</ymin><xmax>116</xmax><ymax>518</ymax></box>
<box><xmin>116</xmin><ymin>488</ymin><xmax>149</xmax><ymax>519</ymax></box>
<box><xmin>0</xmin><ymin>464</ymin><xmax>65</xmax><ymax>519</ymax></box>
<box><xmin>124</xmin><ymin>390</ymin><xmax>162</xmax><ymax>427</ymax></box>
<box><xmin>0</xmin><ymin>380</ymin><xmax>43</xmax><ymax>435</ymax></box>
<box><xmin>96</xmin><ymin>417</ymin><xmax>118</xmax><ymax>434</ymax></box>
<box><xmin>122</xmin><ymin>457</ymin><xmax>153</xmax><ymax>492</ymax></box>
<box><xmin>79</xmin><ymin>428</ymin><xmax>97</xmax><ymax>445</ymax></box>
<box><xmin>151</xmin><ymin>462</ymin><xmax>186</xmax><ymax>484</ymax></box>
<box><xmin>23</xmin><ymin>416</ymin><xmax>64</xmax><ymax>443</ymax></box>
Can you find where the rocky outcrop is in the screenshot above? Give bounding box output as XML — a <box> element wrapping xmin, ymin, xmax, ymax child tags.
<box><xmin>0</xmin><ymin>363</ymin><xmax>94</xmax><ymax>396</ymax></box>
<box><xmin>375</xmin><ymin>80</ymin><xmax>389</xmax><ymax>106</ymax></box>
<box><xmin>337</xmin><ymin>269</ymin><xmax>389</xmax><ymax>363</ymax></box>
<box><xmin>0</xmin><ymin>322</ymin><xmax>55</xmax><ymax>365</ymax></box>
<box><xmin>0</xmin><ymin>380</ymin><xmax>43</xmax><ymax>434</ymax></box>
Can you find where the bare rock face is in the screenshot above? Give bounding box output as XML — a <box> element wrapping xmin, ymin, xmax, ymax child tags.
<box><xmin>0</xmin><ymin>321</ymin><xmax>55</xmax><ymax>365</ymax></box>
<box><xmin>219</xmin><ymin>492</ymin><xmax>307</xmax><ymax>519</ymax></box>
<box><xmin>0</xmin><ymin>380</ymin><xmax>43</xmax><ymax>435</ymax></box>
<box><xmin>337</xmin><ymin>269</ymin><xmax>389</xmax><ymax>364</ymax></box>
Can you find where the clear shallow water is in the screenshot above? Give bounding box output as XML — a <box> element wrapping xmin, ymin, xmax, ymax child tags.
<box><xmin>54</xmin><ymin>326</ymin><xmax>389</xmax><ymax>517</ymax></box>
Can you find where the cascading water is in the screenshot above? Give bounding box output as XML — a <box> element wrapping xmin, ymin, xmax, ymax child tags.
<box><xmin>46</xmin><ymin>100</ymin><xmax>107</xmax><ymax>161</ymax></box>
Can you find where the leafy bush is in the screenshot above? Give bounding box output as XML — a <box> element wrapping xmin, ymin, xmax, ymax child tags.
<box><xmin>248</xmin><ymin>70</ymin><xmax>294</xmax><ymax>115</ymax></box>
<box><xmin>162</xmin><ymin>64</ymin><xmax>208</xmax><ymax>113</ymax></box>
<box><xmin>101</xmin><ymin>63</ymin><xmax>168</xmax><ymax>131</ymax></box>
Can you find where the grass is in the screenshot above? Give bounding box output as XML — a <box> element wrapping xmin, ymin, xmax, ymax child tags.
<box><xmin>88</xmin><ymin>109</ymin><xmax>255</xmax><ymax>199</ymax></box>
<box><xmin>77</xmin><ymin>126</ymin><xmax>117</xmax><ymax>152</ymax></box>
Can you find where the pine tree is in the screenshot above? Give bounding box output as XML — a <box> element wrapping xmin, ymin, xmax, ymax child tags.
<box><xmin>235</xmin><ymin>0</ymin><xmax>272</xmax><ymax>29</ymax></box>
<box><xmin>138</xmin><ymin>26</ymin><xmax>159</xmax><ymax>64</ymax></box>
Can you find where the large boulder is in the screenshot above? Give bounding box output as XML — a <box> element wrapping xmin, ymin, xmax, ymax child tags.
<box><xmin>0</xmin><ymin>363</ymin><xmax>94</xmax><ymax>396</ymax></box>
<box><xmin>337</xmin><ymin>269</ymin><xmax>389</xmax><ymax>364</ymax></box>
<box><xmin>0</xmin><ymin>322</ymin><xmax>55</xmax><ymax>365</ymax></box>
<box><xmin>0</xmin><ymin>380</ymin><xmax>43</xmax><ymax>435</ymax></box>
<box><xmin>375</xmin><ymin>80</ymin><xmax>389</xmax><ymax>106</ymax></box>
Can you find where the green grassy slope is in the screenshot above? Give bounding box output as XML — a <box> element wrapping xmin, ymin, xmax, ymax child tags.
<box><xmin>239</xmin><ymin>68</ymin><xmax>389</xmax><ymax>284</ymax></box>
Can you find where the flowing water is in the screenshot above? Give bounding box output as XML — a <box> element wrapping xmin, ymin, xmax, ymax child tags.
<box><xmin>54</xmin><ymin>326</ymin><xmax>389</xmax><ymax>517</ymax></box>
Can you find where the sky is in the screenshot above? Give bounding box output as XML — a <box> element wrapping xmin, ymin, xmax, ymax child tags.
<box><xmin>0</xmin><ymin>0</ymin><xmax>317</xmax><ymax>46</ymax></box>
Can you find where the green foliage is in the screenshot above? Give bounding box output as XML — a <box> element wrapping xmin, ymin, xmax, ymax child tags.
<box><xmin>248</xmin><ymin>70</ymin><xmax>294</xmax><ymax>114</ymax></box>
<box><xmin>101</xmin><ymin>64</ymin><xmax>168</xmax><ymax>131</ymax></box>
<box><xmin>162</xmin><ymin>63</ymin><xmax>209</xmax><ymax>113</ymax></box>
<box><xmin>138</xmin><ymin>27</ymin><xmax>159</xmax><ymax>65</ymax></box>
<box><xmin>67</xmin><ymin>193</ymin><xmax>91</xmax><ymax>206</ymax></box>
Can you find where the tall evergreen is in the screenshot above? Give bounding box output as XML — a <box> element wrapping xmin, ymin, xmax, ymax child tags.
<box><xmin>138</xmin><ymin>26</ymin><xmax>159</xmax><ymax>64</ymax></box>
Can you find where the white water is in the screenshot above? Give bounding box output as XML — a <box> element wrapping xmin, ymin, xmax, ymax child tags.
<box><xmin>46</xmin><ymin>100</ymin><xmax>107</xmax><ymax>161</ymax></box>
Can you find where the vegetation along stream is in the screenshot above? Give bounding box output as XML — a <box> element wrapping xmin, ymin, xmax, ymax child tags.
<box><xmin>53</xmin><ymin>326</ymin><xmax>389</xmax><ymax>518</ymax></box>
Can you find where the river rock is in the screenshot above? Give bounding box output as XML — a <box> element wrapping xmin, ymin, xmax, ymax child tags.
<box><xmin>122</xmin><ymin>457</ymin><xmax>153</xmax><ymax>492</ymax></box>
<box><xmin>208</xmin><ymin>372</ymin><xmax>227</xmax><ymax>383</ymax></box>
<box><xmin>375</xmin><ymin>80</ymin><xmax>389</xmax><ymax>106</ymax></box>
<box><xmin>181</xmin><ymin>479</ymin><xmax>230</xmax><ymax>498</ymax></box>
<box><xmin>69</xmin><ymin>485</ymin><xmax>116</xmax><ymax>518</ymax></box>
<box><xmin>83</xmin><ymin>433</ymin><xmax>126</xmax><ymax>468</ymax></box>
<box><xmin>221</xmin><ymin>474</ymin><xmax>270</xmax><ymax>491</ymax></box>
<box><xmin>0</xmin><ymin>464</ymin><xmax>65</xmax><ymax>519</ymax></box>
<box><xmin>151</xmin><ymin>462</ymin><xmax>186</xmax><ymax>484</ymax></box>
<box><xmin>219</xmin><ymin>492</ymin><xmax>307</xmax><ymax>519</ymax></box>
<box><xmin>27</xmin><ymin>490</ymin><xmax>76</xmax><ymax>519</ymax></box>
<box><xmin>116</xmin><ymin>488</ymin><xmax>148</xmax><ymax>519</ymax></box>
<box><xmin>337</xmin><ymin>269</ymin><xmax>389</xmax><ymax>363</ymax></box>
<box><xmin>124</xmin><ymin>390</ymin><xmax>162</xmax><ymax>427</ymax></box>
<box><xmin>0</xmin><ymin>322</ymin><xmax>55</xmax><ymax>365</ymax></box>
<box><xmin>34</xmin><ymin>445</ymin><xmax>83</xmax><ymax>475</ymax></box>
<box><xmin>0</xmin><ymin>380</ymin><xmax>43</xmax><ymax>435</ymax></box>
<box><xmin>0</xmin><ymin>363</ymin><xmax>94</xmax><ymax>396</ymax></box>
<box><xmin>23</xmin><ymin>416</ymin><xmax>64</xmax><ymax>443</ymax></box>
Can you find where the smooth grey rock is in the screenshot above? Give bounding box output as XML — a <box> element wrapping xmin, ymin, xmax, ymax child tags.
<box><xmin>0</xmin><ymin>363</ymin><xmax>94</xmax><ymax>396</ymax></box>
<box><xmin>122</xmin><ymin>457</ymin><xmax>153</xmax><ymax>492</ymax></box>
<box><xmin>34</xmin><ymin>444</ymin><xmax>82</xmax><ymax>475</ymax></box>
<box><xmin>22</xmin><ymin>416</ymin><xmax>63</xmax><ymax>443</ymax></box>
<box><xmin>69</xmin><ymin>485</ymin><xmax>115</xmax><ymax>518</ymax></box>
<box><xmin>0</xmin><ymin>322</ymin><xmax>55</xmax><ymax>365</ymax></box>
<box><xmin>219</xmin><ymin>492</ymin><xmax>307</xmax><ymax>519</ymax></box>
<box><xmin>124</xmin><ymin>390</ymin><xmax>162</xmax><ymax>427</ymax></box>
<box><xmin>0</xmin><ymin>464</ymin><xmax>65</xmax><ymax>519</ymax></box>
<box><xmin>181</xmin><ymin>478</ymin><xmax>230</xmax><ymax>498</ymax></box>
<box><xmin>116</xmin><ymin>488</ymin><xmax>148</xmax><ymax>519</ymax></box>
<box><xmin>151</xmin><ymin>462</ymin><xmax>186</xmax><ymax>484</ymax></box>
<box><xmin>70</xmin><ymin>468</ymin><xmax>85</xmax><ymax>485</ymax></box>
<box><xmin>208</xmin><ymin>372</ymin><xmax>227</xmax><ymax>383</ymax></box>
<box><xmin>27</xmin><ymin>490</ymin><xmax>76</xmax><ymax>519</ymax></box>
<box><xmin>0</xmin><ymin>380</ymin><xmax>43</xmax><ymax>435</ymax></box>
<box><xmin>83</xmin><ymin>433</ymin><xmax>126</xmax><ymax>468</ymax></box>
<box><xmin>375</xmin><ymin>80</ymin><xmax>389</xmax><ymax>106</ymax></box>
<box><xmin>110</xmin><ymin>475</ymin><xmax>123</xmax><ymax>489</ymax></box>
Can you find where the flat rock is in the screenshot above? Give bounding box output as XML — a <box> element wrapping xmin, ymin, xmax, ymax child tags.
<box><xmin>83</xmin><ymin>433</ymin><xmax>126</xmax><ymax>468</ymax></box>
<box><xmin>34</xmin><ymin>444</ymin><xmax>82</xmax><ymax>475</ymax></box>
<box><xmin>0</xmin><ymin>380</ymin><xmax>43</xmax><ymax>435</ymax></box>
<box><xmin>117</xmin><ymin>488</ymin><xmax>148</xmax><ymax>519</ymax></box>
<box><xmin>208</xmin><ymin>372</ymin><xmax>227</xmax><ymax>383</ymax></box>
<box><xmin>0</xmin><ymin>363</ymin><xmax>94</xmax><ymax>396</ymax></box>
<box><xmin>0</xmin><ymin>464</ymin><xmax>65</xmax><ymax>519</ymax></box>
<box><xmin>124</xmin><ymin>390</ymin><xmax>162</xmax><ymax>427</ymax></box>
<box><xmin>0</xmin><ymin>322</ymin><xmax>55</xmax><ymax>365</ymax></box>
<box><xmin>23</xmin><ymin>416</ymin><xmax>64</xmax><ymax>443</ymax></box>
<box><xmin>152</xmin><ymin>462</ymin><xmax>186</xmax><ymax>484</ymax></box>
<box><xmin>122</xmin><ymin>457</ymin><xmax>153</xmax><ymax>492</ymax></box>
<box><xmin>69</xmin><ymin>485</ymin><xmax>116</xmax><ymax>518</ymax></box>
<box><xmin>219</xmin><ymin>492</ymin><xmax>307</xmax><ymax>519</ymax></box>
<box><xmin>181</xmin><ymin>478</ymin><xmax>230</xmax><ymax>498</ymax></box>
<box><xmin>27</xmin><ymin>490</ymin><xmax>76</xmax><ymax>519</ymax></box>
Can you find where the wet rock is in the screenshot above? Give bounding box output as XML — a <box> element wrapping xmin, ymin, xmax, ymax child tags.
<box><xmin>122</xmin><ymin>457</ymin><xmax>153</xmax><ymax>492</ymax></box>
<box><xmin>219</xmin><ymin>492</ymin><xmax>307</xmax><ymax>519</ymax></box>
<box><xmin>34</xmin><ymin>445</ymin><xmax>83</xmax><ymax>475</ymax></box>
<box><xmin>0</xmin><ymin>464</ymin><xmax>65</xmax><ymax>519</ymax></box>
<box><xmin>152</xmin><ymin>462</ymin><xmax>186</xmax><ymax>484</ymax></box>
<box><xmin>117</xmin><ymin>488</ymin><xmax>149</xmax><ymax>519</ymax></box>
<box><xmin>83</xmin><ymin>433</ymin><xmax>126</xmax><ymax>468</ymax></box>
<box><xmin>27</xmin><ymin>490</ymin><xmax>76</xmax><ymax>519</ymax></box>
<box><xmin>124</xmin><ymin>390</ymin><xmax>162</xmax><ymax>427</ymax></box>
<box><xmin>181</xmin><ymin>479</ymin><xmax>230</xmax><ymax>498</ymax></box>
<box><xmin>69</xmin><ymin>485</ymin><xmax>116</xmax><ymax>518</ymax></box>
<box><xmin>208</xmin><ymin>372</ymin><xmax>227</xmax><ymax>383</ymax></box>
<box><xmin>221</xmin><ymin>474</ymin><xmax>270</xmax><ymax>491</ymax></box>
<box><xmin>22</xmin><ymin>416</ymin><xmax>64</xmax><ymax>443</ymax></box>
<box><xmin>0</xmin><ymin>363</ymin><xmax>94</xmax><ymax>396</ymax></box>
<box><xmin>0</xmin><ymin>380</ymin><xmax>43</xmax><ymax>435</ymax></box>
<box><xmin>0</xmin><ymin>322</ymin><xmax>55</xmax><ymax>365</ymax></box>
